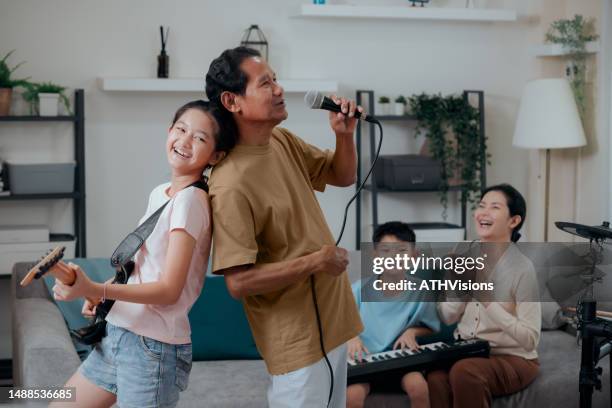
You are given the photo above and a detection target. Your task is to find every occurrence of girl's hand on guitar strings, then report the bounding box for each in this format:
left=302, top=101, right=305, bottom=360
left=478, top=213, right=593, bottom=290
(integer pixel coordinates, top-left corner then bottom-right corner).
left=81, top=299, right=97, bottom=317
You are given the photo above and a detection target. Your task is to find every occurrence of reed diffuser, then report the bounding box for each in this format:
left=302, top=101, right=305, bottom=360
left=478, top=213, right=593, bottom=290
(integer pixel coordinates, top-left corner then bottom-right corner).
left=157, top=26, right=169, bottom=78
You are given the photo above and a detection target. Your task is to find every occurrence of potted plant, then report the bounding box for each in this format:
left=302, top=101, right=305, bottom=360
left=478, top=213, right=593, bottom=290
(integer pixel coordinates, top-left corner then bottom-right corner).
left=377, top=96, right=390, bottom=115
left=394, top=95, right=407, bottom=115
left=545, top=15, right=599, bottom=121
left=22, top=82, right=71, bottom=116
left=409, top=92, right=489, bottom=219
left=0, top=50, right=29, bottom=116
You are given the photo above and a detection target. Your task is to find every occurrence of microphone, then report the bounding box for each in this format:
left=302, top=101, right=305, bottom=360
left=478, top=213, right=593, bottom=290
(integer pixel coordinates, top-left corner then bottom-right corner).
left=304, top=90, right=378, bottom=123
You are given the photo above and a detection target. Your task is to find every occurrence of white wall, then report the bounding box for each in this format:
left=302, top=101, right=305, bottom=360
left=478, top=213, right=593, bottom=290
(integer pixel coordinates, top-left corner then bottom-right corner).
left=0, top=0, right=541, bottom=257
left=567, top=0, right=609, bottom=232
left=524, top=0, right=609, bottom=241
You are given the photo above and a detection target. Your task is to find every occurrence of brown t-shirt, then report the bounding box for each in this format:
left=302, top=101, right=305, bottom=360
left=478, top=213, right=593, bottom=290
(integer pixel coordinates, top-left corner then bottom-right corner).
left=209, top=127, right=363, bottom=375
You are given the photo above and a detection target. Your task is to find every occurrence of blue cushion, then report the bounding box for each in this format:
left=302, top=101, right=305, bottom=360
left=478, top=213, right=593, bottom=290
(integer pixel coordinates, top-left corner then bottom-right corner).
left=189, top=275, right=260, bottom=360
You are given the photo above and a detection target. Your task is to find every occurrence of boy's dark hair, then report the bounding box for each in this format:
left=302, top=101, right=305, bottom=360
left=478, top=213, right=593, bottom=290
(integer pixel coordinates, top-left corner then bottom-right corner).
left=373, top=221, right=416, bottom=243
left=480, top=183, right=526, bottom=242
left=171, top=100, right=236, bottom=154
left=205, top=46, right=261, bottom=107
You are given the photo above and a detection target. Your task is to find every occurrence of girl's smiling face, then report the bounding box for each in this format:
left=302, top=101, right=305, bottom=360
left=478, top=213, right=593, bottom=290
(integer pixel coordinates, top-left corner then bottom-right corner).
left=166, top=108, right=224, bottom=176
left=474, top=190, right=522, bottom=242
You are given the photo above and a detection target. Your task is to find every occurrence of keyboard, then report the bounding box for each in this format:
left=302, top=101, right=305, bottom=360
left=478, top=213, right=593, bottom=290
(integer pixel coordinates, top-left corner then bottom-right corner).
left=347, top=339, right=490, bottom=383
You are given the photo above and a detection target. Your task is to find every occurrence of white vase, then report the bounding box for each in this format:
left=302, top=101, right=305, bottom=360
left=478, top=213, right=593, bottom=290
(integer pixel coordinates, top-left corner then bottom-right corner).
left=377, top=103, right=390, bottom=115
left=38, top=93, right=60, bottom=116
left=394, top=103, right=406, bottom=116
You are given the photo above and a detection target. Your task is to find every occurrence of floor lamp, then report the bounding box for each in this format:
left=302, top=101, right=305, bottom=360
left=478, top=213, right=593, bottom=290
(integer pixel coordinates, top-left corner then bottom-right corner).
left=512, top=78, right=586, bottom=241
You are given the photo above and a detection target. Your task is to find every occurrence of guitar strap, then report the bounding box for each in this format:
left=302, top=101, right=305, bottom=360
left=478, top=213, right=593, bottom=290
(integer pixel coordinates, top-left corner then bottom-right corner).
left=111, top=179, right=209, bottom=270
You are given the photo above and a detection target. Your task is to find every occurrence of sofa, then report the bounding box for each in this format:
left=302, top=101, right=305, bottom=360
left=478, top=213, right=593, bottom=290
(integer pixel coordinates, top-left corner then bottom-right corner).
left=10, top=257, right=612, bottom=408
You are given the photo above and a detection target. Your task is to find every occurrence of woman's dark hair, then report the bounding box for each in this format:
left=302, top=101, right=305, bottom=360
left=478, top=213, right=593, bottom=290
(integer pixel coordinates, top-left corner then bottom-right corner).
left=171, top=100, right=237, bottom=154
left=373, top=221, right=416, bottom=243
left=480, top=183, right=526, bottom=242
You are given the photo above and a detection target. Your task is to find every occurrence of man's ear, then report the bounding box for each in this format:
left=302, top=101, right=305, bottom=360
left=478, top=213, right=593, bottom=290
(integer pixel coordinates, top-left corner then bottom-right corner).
left=208, top=150, right=227, bottom=166
left=220, top=91, right=241, bottom=113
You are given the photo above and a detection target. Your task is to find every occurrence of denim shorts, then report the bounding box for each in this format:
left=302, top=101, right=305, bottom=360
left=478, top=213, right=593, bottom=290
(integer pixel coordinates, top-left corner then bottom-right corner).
left=80, top=323, right=192, bottom=408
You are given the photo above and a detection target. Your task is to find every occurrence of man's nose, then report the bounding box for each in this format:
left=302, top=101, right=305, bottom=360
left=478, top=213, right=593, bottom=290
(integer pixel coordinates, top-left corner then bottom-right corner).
left=273, top=82, right=284, bottom=97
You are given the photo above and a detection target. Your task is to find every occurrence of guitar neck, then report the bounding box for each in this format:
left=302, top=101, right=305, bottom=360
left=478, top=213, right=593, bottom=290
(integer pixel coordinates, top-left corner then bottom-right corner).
left=20, top=246, right=101, bottom=305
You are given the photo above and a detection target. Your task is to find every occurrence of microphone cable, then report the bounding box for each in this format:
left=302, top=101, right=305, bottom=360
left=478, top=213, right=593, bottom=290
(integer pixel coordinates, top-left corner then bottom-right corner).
left=311, top=119, right=383, bottom=407
left=335, top=119, right=383, bottom=246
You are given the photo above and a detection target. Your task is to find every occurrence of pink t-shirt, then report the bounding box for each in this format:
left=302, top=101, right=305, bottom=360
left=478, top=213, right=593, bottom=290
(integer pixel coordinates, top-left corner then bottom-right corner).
left=106, top=182, right=210, bottom=344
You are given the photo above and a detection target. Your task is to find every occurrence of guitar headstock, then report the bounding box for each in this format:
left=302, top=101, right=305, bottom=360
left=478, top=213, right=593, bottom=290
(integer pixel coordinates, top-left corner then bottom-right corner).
left=20, top=246, right=67, bottom=287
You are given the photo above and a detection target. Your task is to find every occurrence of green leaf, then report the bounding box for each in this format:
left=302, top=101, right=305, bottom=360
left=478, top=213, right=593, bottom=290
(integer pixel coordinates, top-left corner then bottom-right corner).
left=408, top=92, right=486, bottom=219
left=0, top=50, right=28, bottom=89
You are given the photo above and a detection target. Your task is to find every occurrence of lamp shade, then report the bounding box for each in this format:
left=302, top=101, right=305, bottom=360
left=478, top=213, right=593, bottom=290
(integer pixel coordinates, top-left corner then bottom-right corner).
left=513, top=78, right=586, bottom=149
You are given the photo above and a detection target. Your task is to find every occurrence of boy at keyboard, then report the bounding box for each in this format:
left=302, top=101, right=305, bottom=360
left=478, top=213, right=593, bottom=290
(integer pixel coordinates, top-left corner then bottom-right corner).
left=347, top=222, right=440, bottom=408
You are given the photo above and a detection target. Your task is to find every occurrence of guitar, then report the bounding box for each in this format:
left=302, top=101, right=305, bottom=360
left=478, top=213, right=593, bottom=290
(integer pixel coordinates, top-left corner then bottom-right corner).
left=20, top=245, right=100, bottom=305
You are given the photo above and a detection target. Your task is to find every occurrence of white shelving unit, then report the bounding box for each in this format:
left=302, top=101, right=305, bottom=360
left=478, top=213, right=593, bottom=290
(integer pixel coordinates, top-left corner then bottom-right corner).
left=98, top=77, right=338, bottom=93
left=293, top=4, right=517, bottom=22
left=530, top=41, right=600, bottom=57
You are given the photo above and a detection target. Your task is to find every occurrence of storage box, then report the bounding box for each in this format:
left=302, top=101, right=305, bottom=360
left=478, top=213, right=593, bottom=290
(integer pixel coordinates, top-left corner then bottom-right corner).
left=7, top=162, right=75, bottom=194
left=0, top=236, right=75, bottom=276
left=374, top=155, right=441, bottom=190
left=408, top=222, right=465, bottom=242
left=0, top=225, right=49, bottom=244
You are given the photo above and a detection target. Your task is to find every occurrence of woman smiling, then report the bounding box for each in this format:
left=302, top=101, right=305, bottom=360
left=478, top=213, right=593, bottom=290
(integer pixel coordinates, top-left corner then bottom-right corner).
left=427, top=184, right=542, bottom=408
